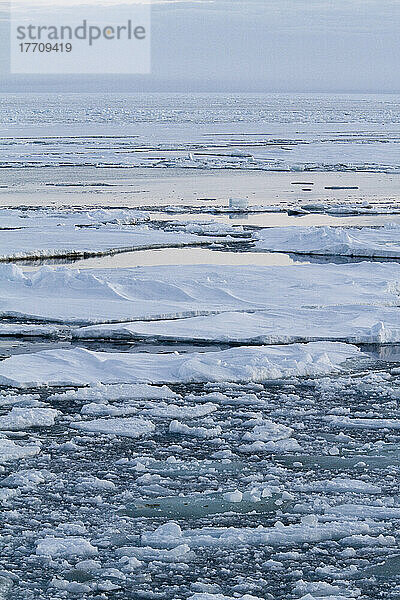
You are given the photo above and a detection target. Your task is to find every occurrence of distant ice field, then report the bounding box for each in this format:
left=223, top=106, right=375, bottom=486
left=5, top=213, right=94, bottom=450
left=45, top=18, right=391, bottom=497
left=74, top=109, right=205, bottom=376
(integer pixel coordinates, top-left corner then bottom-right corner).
left=1, top=93, right=400, bottom=173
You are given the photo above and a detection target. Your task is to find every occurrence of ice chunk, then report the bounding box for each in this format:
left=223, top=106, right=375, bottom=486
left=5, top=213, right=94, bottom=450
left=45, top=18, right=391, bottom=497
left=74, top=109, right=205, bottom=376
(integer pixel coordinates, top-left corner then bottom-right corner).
left=70, top=416, right=155, bottom=438
left=0, top=408, right=59, bottom=430
left=1, top=469, right=52, bottom=489
left=116, top=544, right=194, bottom=563
left=48, top=383, right=178, bottom=402
left=36, top=536, right=98, bottom=558
left=169, top=420, right=222, bottom=439
left=326, top=416, right=400, bottom=430
left=188, top=595, right=264, bottom=600
left=243, top=420, right=293, bottom=442
left=298, top=477, right=381, bottom=494
left=0, top=439, right=41, bottom=463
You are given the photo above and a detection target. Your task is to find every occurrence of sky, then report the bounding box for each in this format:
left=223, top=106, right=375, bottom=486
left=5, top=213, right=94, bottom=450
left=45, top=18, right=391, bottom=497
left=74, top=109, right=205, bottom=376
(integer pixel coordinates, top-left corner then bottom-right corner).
left=0, top=0, right=400, bottom=93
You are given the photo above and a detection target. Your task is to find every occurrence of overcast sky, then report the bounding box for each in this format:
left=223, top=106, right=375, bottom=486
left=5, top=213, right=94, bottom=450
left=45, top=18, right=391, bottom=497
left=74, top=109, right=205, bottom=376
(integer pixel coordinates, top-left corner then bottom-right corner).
left=1, top=0, right=400, bottom=92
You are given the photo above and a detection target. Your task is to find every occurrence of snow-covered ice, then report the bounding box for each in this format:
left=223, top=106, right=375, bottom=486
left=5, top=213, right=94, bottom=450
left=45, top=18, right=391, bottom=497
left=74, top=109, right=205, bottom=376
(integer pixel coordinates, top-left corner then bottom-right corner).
left=74, top=304, right=400, bottom=344
left=141, top=517, right=376, bottom=549
left=70, top=416, right=155, bottom=438
left=36, top=536, right=98, bottom=558
left=0, top=343, right=366, bottom=387
left=255, top=223, right=400, bottom=258
left=0, top=408, right=59, bottom=430
left=0, top=224, right=228, bottom=261
left=0, top=262, right=399, bottom=324
left=2, top=93, right=400, bottom=600
left=0, top=439, right=41, bottom=463
left=48, top=383, right=179, bottom=402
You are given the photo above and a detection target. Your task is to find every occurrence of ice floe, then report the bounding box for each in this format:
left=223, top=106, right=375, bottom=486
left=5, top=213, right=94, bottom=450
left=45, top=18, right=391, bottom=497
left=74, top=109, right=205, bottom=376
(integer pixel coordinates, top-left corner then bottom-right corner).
left=0, top=408, right=59, bottom=430
left=255, top=223, right=400, bottom=258
left=0, top=343, right=366, bottom=387
left=141, top=517, right=377, bottom=549
left=48, top=383, right=178, bottom=402
left=70, top=417, right=155, bottom=438
left=0, top=225, right=222, bottom=261
left=1, top=262, right=399, bottom=324
left=326, top=416, right=400, bottom=430
left=0, top=439, right=41, bottom=463
left=74, top=304, right=400, bottom=344
left=36, top=536, right=98, bottom=558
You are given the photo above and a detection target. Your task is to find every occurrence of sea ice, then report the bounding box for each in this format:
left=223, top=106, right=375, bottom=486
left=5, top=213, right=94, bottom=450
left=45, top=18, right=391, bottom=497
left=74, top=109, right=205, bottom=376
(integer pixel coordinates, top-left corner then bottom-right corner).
left=188, top=595, right=264, bottom=600
left=255, top=223, right=400, bottom=258
left=70, top=416, right=155, bottom=438
left=48, top=383, right=178, bottom=402
left=169, top=420, right=222, bottom=439
left=0, top=262, right=399, bottom=324
left=36, top=536, right=98, bottom=558
left=0, top=225, right=219, bottom=261
left=0, top=343, right=366, bottom=387
left=74, top=305, right=400, bottom=344
left=0, top=439, right=41, bottom=463
left=141, top=517, right=376, bottom=549
left=1, top=469, right=52, bottom=489
left=0, top=408, right=59, bottom=430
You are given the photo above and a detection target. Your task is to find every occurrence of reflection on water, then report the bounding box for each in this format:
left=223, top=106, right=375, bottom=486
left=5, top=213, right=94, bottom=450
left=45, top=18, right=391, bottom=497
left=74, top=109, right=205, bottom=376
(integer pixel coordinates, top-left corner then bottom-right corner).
left=20, top=247, right=310, bottom=270
left=149, top=210, right=400, bottom=229
left=363, top=344, right=400, bottom=363
left=19, top=245, right=400, bottom=270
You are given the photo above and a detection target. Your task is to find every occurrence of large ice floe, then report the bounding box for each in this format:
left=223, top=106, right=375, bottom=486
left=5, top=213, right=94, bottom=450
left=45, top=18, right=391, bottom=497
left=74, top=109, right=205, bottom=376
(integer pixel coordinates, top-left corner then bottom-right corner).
left=0, top=343, right=366, bottom=387
left=74, top=304, right=400, bottom=344
left=255, top=223, right=400, bottom=258
left=0, top=207, right=149, bottom=230
left=0, top=224, right=222, bottom=261
left=0, top=261, right=400, bottom=324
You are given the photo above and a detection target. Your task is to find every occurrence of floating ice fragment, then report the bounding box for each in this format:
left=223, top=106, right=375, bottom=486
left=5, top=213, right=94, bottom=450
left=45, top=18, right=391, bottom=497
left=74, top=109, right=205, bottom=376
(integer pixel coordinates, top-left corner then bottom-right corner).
left=0, top=439, right=41, bottom=463
left=0, top=408, right=59, bottom=431
left=36, top=536, right=98, bottom=558
left=169, top=420, right=222, bottom=439
left=70, top=417, right=155, bottom=438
